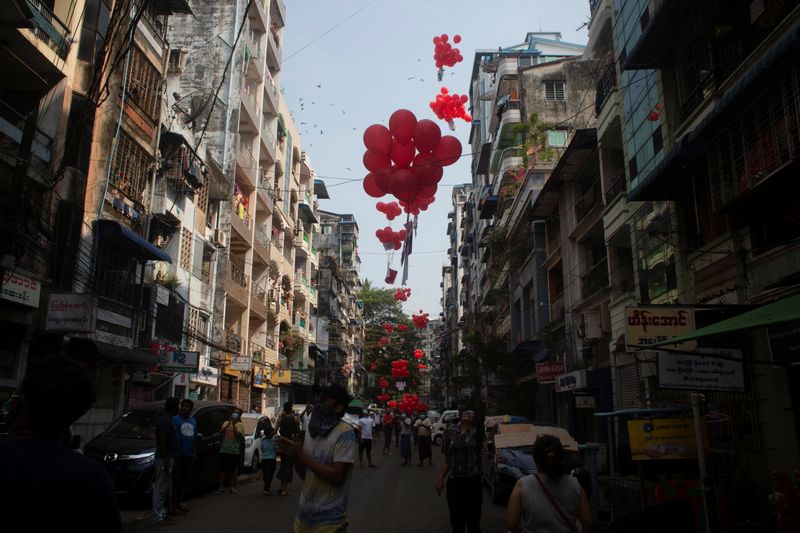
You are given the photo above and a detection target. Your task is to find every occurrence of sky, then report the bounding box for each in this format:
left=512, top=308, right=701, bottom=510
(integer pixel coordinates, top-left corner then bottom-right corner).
left=280, top=0, right=591, bottom=317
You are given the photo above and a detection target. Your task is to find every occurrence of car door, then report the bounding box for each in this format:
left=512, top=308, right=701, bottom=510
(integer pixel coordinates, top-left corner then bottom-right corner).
left=194, top=406, right=233, bottom=487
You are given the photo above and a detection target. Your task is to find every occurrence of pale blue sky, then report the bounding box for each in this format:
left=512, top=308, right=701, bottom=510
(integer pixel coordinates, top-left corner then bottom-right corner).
left=280, top=0, right=590, bottom=316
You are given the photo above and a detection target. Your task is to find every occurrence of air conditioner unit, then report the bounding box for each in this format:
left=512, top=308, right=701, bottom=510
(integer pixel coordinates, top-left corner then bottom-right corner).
left=213, top=229, right=227, bottom=249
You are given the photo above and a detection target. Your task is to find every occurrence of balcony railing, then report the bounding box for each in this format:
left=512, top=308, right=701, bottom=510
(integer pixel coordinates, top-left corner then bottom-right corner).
left=26, top=0, right=72, bottom=59
left=605, top=175, right=626, bottom=204
left=265, top=335, right=276, bottom=349
left=549, top=292, right=565, bottom=323
left=595, top=60, right=617, bottom=114
left=232, top=198, right=252, bottom=228
left=251, top=342, right=266, bottom=363
left=229, top=263, right=249, bottom=289
left=256, top=226, right=271, bottom=250
left=252, top=283, right=267, bottom=304
left=225, top=331, right=244, bottom=353
left=575, top=182, right=602, bottom=222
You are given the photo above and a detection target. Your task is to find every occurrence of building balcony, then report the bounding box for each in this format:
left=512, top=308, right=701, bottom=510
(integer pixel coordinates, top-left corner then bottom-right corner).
left=254, top=226, right=271, bottom=264
left=260, top=120, right=277, bottom=163
left=267, top=25, right=282, bottom=71
left=230, top=202, right=253, bottom=243
left=250, top=0, right=269, bottom=31
left=257, top=173, right=275, bottom=213
left=18, top=0, right=72, bottom=60
left=604, top=174, right=626, bottom=206
left=236, top=142, right=257, bottom=188
left=250, top=284, right=269, bottom=319
left=240, top=88, right=259, bottom=133
left=270, top=0, right=286, bottom=27
left=478, top=186, right=498, bottom=219
left=595, top=60, right=616, bottom=115
left=267, top=289, right=280, bottom=321
left=294, top=229, right=310, bottom=254
left=0, top=98, right=52, bottom=184
left=490, top=101, right=522, bottom=148
left=226, top=263, right=250, bottom=308
left=245, top=35, right=264, bottom=82
left=570, top=183, right=604, bottom=242
left=225, top=330, right=244, bottom=354
left=496, top=57, right=519, bottom=81
left=251, top=342, right=266, bottom=364
left=263, top=71, right=279, bottom=116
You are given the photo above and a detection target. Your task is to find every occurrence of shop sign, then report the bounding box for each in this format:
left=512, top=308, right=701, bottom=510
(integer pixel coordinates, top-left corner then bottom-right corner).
left=45, top=293, right=96, bottom=332
left=556, top=369, right=587, bottom=392
left=158, top=350, right=199, bottom=373
left=1, top=271, right=40, bottom=308
left=627, top=417, right=704, bottom=461
left=195, top=366, right=218, bottom=386
left=252, top=365, right=267, bottom=389
left=575, top=395, right=595, bottom=409
left=657, top=348, right=745, bottom=392
left=229, top=355, right=252, bottom=372
left=536, top=361, right=566, bottom=384
left=270, top=368, right=291, bottom=384
left=625, top=306, right=695, bottom=350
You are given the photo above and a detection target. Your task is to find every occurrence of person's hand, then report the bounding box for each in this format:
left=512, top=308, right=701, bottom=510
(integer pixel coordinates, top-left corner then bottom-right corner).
left=276, top=435, right=303, bottom=459
left=435, top=476, right=444, bottom=496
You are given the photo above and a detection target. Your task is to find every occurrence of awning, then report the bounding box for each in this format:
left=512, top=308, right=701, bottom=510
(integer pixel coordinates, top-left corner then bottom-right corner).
left=647, top=293, right=800, bottom=348
left=510, top=340, right=550, bottom=363
left=97, top=220, right=172, bottom=263
left=313, top=179, right=330, bottom=199
left=69, top=337, right=159, bottom=366
left=298, top=202, right=318, bottom=224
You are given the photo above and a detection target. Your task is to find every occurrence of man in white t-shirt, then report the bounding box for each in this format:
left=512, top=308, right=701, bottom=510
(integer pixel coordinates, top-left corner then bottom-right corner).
left=299, top=404, right=313, bottom=441
left=414, top=411, right=434, bottom=466
left=357, top=410, right=376, bottom=468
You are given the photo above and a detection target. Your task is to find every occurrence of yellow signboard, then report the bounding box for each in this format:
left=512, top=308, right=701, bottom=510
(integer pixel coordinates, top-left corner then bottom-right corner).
left=627, top=418, right=705, bottom=461
left=252, top=365, right=267, bottom=389
left=270, top=369, right=291, bottom=384
left=625, top=306, right=696, bottom=350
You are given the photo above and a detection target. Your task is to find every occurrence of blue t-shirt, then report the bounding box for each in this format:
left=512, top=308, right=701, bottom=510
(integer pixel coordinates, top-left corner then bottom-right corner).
left=172, top=415, right=197, bottom=457
left=260, top=436, right=276, bottom=460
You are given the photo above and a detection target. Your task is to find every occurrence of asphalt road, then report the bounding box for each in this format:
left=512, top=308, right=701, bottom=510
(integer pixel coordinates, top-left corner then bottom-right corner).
left=124, top=444, right=508, bottom=532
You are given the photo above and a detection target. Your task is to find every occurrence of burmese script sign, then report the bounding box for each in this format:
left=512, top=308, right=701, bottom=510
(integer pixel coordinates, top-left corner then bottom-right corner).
left=628, top=418, right=703, bottom=461
left=626, top=306, right=695, bottom=350
left=536, top=361, right=566, bottom=384
left=657, top=348, right=745, bottom=392
left=45, top=294, right=96, bottom=332
left=1, top=271, right=40, bottom=308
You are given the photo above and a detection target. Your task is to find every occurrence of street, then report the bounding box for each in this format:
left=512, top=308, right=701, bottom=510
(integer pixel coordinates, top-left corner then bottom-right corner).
left=124, top=446, right=507, bottom=532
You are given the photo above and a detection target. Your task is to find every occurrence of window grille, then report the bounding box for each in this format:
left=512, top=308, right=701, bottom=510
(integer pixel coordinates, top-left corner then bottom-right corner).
left=180, top=228, right=192, bottom=270
left=168, top=48, right=183, bottom=73
left=545, top=81, right=565, bottom=101
left=127, top=47, right=161, bottom=119
left=111, top=130, right=151, bottom=204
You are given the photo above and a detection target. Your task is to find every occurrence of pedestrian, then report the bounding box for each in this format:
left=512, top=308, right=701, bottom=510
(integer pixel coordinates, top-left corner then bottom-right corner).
left=382, top=409, right=395, bottom=455
left=153, top=397, right=180, bottom=522
left=414, top=410, right=434, bottom=466
left=505, top=435, right=594, bottom=533
left=276, top=384, right=357, bottom=533
left=0, top=354, right=122, bottom=531
left=394, top=410, right=401, bottom=447
left=276, top=401, right=300, bottom=496
left=299, top=403, right=313, bottom=442
left=411, top=412, right=419, bottom=447
left=259, top=417, right=278, bottom=495
left=171, top=398, right=197, bottom=513
left=358, top=409, right=376, bottom=468
left=435, top=410, right=483, bottom=533
left=400, top=413, right=413, bottom=465
left=217, top=408, right=244, bottom=494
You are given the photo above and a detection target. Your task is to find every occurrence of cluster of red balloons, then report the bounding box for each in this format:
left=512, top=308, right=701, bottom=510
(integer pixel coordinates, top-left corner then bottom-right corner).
left=397, top=323, right=409, bottom=332
left=375, top=226, right=407, bottom=250
left=390, top=359, right=410, bottom=379
left=378, top=336, right=390, bottom=347
left=396, top=394, right=428, bottom=414
left=430, top=87, right=472, bottom=125
left=414, top=349, right=424, bottom=360
left=376, top=201, right=402, bottom=220
left=418, top=363, right=427, bottom=370
left=433, top=34, right=463, bottom=69
left=362, top=110, right=462, bottom=210
left=377, top=393, right=391, bottom=402
left=394, top=288, right=411, bottom=302
left=378, top=377, right=390, bottom=389
left=383, top=323, right=394, bottom=334
left=412, top=311, right=430, bottom=329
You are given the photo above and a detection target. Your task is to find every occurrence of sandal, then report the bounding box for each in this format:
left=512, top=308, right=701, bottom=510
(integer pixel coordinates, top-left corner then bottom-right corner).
left=216, top=489, right=224, bottom=495
left=230, top=488, right=238, bottom=494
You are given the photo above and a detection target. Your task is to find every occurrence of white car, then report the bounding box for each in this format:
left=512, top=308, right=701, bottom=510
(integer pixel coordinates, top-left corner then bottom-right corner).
left=240, top=413, right=266, bottom=472
left=432, top=410, right=459, bottom=447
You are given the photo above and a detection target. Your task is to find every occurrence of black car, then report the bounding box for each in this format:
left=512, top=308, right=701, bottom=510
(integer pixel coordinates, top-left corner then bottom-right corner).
left=83, top=400, right=236, bottom=499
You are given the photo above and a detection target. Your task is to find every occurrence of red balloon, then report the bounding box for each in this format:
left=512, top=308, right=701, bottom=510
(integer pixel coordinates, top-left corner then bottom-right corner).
left=453, top=34, right=461, bottom=43
left=389, top=109, right=417, bottom=144
left=374, top=166, right=393, bottom=192
left=363, top=174, right=385, bottom=198
left=390, top=169, right=419, bottom=202
left=411, top=153, right=443, bottom=187
left=433, top=135, right=462, bottom=166
left=419, top=184, right=437, bottom=198
left=388, top=400, right=396, bottom=408
left=390, top=141, right=415, bottom=168
left=413, top=119, right=442, bottom=153
left=363, top=124, right=393, bottom=155
left=363, top=150, right=391, bottom=173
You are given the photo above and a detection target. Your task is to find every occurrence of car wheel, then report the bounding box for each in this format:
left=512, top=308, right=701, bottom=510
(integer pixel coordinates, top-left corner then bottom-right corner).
left=433, top=435, right=442, bottom=446
left=251, top=451, right=259, bottom=472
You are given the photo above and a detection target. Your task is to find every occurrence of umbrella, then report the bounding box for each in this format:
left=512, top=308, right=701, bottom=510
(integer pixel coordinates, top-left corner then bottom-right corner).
left=348, top=399, right=367, bottom=409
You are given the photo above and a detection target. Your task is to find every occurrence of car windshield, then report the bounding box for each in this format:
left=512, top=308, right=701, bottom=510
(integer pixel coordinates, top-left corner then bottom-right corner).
left=242, top=417, right=260, bottom=435
left=105, top=409, right=160, bottom=439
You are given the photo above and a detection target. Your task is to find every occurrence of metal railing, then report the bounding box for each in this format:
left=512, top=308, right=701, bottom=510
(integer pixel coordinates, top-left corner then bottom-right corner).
left=595, top=60, right=617, bottom=114
left=229, top=263, right=249, bottom=288
left=605, top=175, right=626, bottom=204
left=251, top=342, right=266, bottom=363
left=265, top=335, right=276, bottom=349
left=225, top=331, right=243, bottom=353
left=26, top=0, right=71, bottom=59
left=575, top=181, right=602, bottom=222
left=256, top=226, right=271, bottom=250
left=252, top=283, right=267, bottom=304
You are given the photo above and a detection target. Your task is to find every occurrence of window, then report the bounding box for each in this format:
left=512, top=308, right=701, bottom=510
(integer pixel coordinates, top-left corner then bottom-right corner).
left=545, top=81, right=565, bottom=101
left=195, top=182, right=209, bottom=214
left=546, top=130, right=568, bottom=147
left=78, top=0, right=110, bottom=64
left=95, top=246, right=136, bottom=304
left=168, top=48, right=184, bottom=73
left=192, top=241, right=213, bottom=283
left=126, top=47, right=161, bottom=119
left=180, top=228, right=192, bottom=270
left=188, top=307, right=209, bottom=351
left=111, top=130, right=151, bottom=204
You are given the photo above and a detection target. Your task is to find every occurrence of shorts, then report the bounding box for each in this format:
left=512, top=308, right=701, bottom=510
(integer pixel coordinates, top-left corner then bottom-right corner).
left=219, top=452, right=239, bottom=474
left=359, top=438, right=372, bottom=453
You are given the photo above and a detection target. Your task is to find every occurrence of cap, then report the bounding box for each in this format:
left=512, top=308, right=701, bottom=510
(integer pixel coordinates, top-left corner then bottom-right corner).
left=320, top=384, right=351, bottom=408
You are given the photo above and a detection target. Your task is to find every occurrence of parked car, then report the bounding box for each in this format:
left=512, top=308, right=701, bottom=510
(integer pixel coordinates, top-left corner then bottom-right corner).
left=482, top=422, right=584, bottom=504
left=83, top=400, right=236, bottom=500
left=432, top=409, right=459, bottom=447
left=240, top=413, right=266, bottom=472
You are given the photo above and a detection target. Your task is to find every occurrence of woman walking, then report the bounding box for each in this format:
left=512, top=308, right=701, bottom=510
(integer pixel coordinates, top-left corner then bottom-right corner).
left=399, top=414, right=413, bottom=465
left=382, top=409, right=395, bottom=455
left=275, top=402, right=300, bottom=496
left=258, top=418, right=277, bottom=495
left=217, top=409, right=243, bottom=494
left=435, top=410, right=483, bottom=532
left=505, top=435, right=594, bottom=533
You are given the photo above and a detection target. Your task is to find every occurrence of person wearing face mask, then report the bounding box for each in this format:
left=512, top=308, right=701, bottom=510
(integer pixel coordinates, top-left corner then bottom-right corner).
left=217, top=409, right=244, bottom=494
left=276, top=384, right=357, bottom=533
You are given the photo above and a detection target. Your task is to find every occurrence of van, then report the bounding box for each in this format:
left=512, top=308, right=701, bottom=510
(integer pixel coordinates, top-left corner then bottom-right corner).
left=83, top=401, right=236, bottom=499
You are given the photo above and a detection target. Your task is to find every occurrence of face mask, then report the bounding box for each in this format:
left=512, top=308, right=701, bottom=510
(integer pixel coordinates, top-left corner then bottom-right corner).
left=308, top=401, right=339, bottom=438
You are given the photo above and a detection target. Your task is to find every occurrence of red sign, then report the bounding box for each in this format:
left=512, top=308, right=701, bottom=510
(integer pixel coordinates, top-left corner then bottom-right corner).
left=536, top=361, right=566, bottom=384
